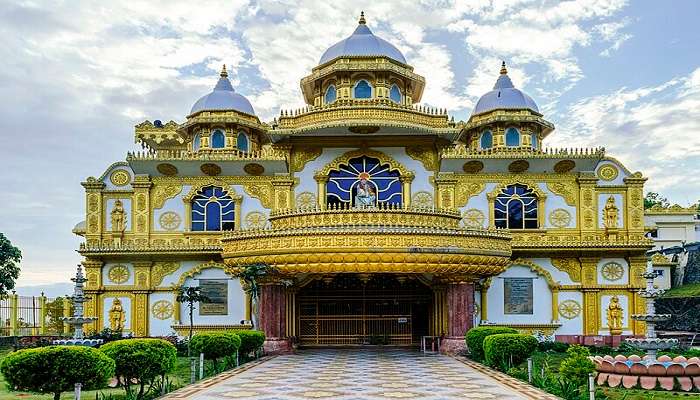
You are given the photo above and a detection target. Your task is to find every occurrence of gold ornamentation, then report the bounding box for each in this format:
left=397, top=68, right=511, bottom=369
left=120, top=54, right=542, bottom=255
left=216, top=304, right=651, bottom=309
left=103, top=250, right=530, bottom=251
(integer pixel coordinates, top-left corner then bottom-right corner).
left=455, top=182, right=485, bottom=208
left=651, top=253, right=672, bottom=265
left=151, top=300, right=174, bottom=320
left=546, top=182, right=577, bottom=206
left=269, top=206, right=461, bottom=229
left=551, top=258, right=581, bottom=283
left=151, top=184, right=183, bottom=209
left=549, top=209, right=571, bottom=228
left=242, top=183, right=274, bottom=209
left=244, top=163, right=265, bottom=176
left=296, top=192, right=316, bottom=209
left=558, top=300, right=581, bottom=319
left=553, top=160, right=575, bottom=173
left=601, top=262, right=624, bottom=281
left=151, top=262, right=180, bottom=287
left=291, top=147, right=322, bottom=172
left=110, top=170, right=130, bottom=186
left=110, top=200, right=126, bottom=233
left=108, top=264, right=130, bottom=284
left=244, top=211, right=267, bottom=229
left=109, top=298, right=126, bottom=331
left=201, top=163, right=222, bottom=176
left=175, top=261, right=229, bottom=287
left=510, top=258, right=558, bottom=288
left=159, top=212, right=181, bottom=231
left=597, top=164, right=618, bottom=181
left=462, top=161, right=484, bottom=173
left=405, top=146, right=437, bottom=171
left=508, top=160, right=529, bottom=173
left=603, top=195, right=619, bottom=229
left=156, top=163, right=178, bottom=176
left=411, top=191, right=433, bottom=208
left=462, top=209, right=485, bottom=228
left=607, top=295, right=623, bottom=335
left=317, top=149, right=413, bottom=178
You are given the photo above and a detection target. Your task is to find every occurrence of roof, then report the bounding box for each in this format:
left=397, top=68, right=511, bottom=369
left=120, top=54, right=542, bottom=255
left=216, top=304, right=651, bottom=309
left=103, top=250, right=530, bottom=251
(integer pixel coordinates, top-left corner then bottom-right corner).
left=472, top=62, right=539, bottom=116
left=189, top=65, right=256, bottom=116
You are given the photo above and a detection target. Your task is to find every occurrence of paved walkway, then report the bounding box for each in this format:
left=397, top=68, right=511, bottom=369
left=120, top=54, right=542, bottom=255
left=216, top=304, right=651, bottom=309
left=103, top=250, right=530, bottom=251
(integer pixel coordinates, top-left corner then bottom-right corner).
left=163, top=349, right=557, bottom=400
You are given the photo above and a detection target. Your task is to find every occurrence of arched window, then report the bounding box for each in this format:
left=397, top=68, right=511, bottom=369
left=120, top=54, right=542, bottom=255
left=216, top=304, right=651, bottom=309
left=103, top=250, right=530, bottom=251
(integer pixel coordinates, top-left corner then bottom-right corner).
left=353, top=80, right=372, bottom=99
left=324, top=85, right=337, bottom=104
left=494, top=184, right=538, bottom=229
left=480, top=130, right=493, bottom=149
left=531, top=133, right=538, bottom=149
left=193, top=133, right=201, bottom=151
left=191, top=186, right=235, bottom=231
left=505, top=128, right=520, bottom=147
left=389, top=84, right=401, bottom=103
left=211, top=130, right=225, bottom=149
left=236, top=132, right=249, bottom=152
left=327, top=155, right=402, bottom=207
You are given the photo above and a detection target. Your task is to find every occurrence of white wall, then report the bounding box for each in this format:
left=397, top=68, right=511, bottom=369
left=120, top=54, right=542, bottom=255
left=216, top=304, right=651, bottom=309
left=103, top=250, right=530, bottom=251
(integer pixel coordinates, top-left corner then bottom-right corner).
left=485, top=265, right=552, bottom=325
left=178, top=267, right=246, bottom=326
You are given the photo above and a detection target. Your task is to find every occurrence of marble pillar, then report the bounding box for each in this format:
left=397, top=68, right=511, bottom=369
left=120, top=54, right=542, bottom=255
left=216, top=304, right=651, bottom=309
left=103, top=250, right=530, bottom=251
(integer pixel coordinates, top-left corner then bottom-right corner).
left=259, top=283, right=292, bottom=354
left=441, top=282, right=475, bottom=354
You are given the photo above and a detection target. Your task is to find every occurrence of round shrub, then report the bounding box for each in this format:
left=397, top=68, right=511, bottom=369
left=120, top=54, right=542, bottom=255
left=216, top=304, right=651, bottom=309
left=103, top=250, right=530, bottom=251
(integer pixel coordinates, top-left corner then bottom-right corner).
left=1, top=345, right=114, bottom=400
left=190, top=332, right=242, bottom=369
left=483, top=333, right=538, bottom=371
left=559, top=344, right=596, bottom=392
left=236, top=330, right=265, bottom=356
left=100, top=338, right=177, bottom=398
left=465, top=326, right=518, bottom=361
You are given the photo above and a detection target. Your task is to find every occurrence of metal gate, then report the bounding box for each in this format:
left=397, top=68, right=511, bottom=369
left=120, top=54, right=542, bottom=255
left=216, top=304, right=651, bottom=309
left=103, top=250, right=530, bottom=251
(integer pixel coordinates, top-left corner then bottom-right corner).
left=297, top=274, right=432, bottom=346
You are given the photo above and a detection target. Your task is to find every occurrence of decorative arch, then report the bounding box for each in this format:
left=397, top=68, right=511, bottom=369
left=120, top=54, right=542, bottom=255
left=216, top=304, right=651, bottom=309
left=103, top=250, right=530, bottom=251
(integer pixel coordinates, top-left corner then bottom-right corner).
left=487, top=180, right=546, bottom=229
left=182, top=181, right=242, bottom=231
left=353, top=79, right=373, bottom=99
left=509, top=258, right=560, bottom=289
left=317, top=149, right=413, bottom=178
left=174, top=261, right=231, bottom=288
left=324, top=84, right=337, bottom=104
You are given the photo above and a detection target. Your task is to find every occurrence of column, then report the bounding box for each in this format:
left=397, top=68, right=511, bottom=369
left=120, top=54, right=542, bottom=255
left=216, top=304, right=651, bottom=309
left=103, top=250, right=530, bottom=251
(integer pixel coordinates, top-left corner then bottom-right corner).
left=259, top=283, right=292, bottom=354
left=441, top=282, right=475, bottom=354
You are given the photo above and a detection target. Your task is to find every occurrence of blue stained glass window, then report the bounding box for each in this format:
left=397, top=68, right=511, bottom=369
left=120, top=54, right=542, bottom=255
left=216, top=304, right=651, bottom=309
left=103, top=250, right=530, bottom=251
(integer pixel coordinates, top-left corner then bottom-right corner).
left=505, top=127, right=520, bottom=147
left=494, top=184, right=538, bottom=229
left=326, top=156, right=402, bottom=207
left=191, top=186, right=235, bottom=231
left=237, top=132, right=249, bottom=152
left=325, top=85, right=337, bottom=104
left=480, top=130, right=493, bottom=149
left=531, top=133, right=538, bottom=149
left=193, top=133, right=201, bottom=151
left=211, top=130, right=225, bottom=148
left=354, top=80, right=372, bottom=99
left=389, top=84, right=401, bottom=103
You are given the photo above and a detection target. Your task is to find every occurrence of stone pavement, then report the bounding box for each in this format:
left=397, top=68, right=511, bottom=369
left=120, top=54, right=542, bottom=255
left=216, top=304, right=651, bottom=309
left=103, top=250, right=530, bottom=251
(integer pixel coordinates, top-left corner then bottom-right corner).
left=162, top=348, right=559, bottom=400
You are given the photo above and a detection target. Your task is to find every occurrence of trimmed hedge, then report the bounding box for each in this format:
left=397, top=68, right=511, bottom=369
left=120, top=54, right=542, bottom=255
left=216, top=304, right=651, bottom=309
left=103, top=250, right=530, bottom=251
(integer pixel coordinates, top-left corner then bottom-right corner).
left=483, top=333, right=538, bottom=371
left=0, top=346, right=114, bottom=400
left=100, top=338, right=177, bottom=399
left=465, top=326, right=518, bottom=360
left=236, top=330, right=265, bottom=356
left=190, top=332, right=242, bottom=369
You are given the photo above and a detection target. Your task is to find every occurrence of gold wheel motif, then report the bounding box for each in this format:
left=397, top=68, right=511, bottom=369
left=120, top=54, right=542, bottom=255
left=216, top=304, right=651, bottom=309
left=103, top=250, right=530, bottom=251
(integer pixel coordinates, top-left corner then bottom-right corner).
left=108, top=265, right=130, bottom=284
left=151, top=300, right=174, bottom=320
left=558, top=300, right=581, bottom=319
left=411, top=191, right=433, bottom=208
left=110, top=170, right=130, bottom=186
left=159, top=212, right=181, bottom=231
left=462, top=209, right=485, bottom=228
left=296, top=192, right=316, bottom=209
left=549, top=209, right=571, bottom=228
left=597, top=165, right=619, bottom=181
left=245, top=211, right=267, bottom=229
left=601, top=262, right=624, bottom=281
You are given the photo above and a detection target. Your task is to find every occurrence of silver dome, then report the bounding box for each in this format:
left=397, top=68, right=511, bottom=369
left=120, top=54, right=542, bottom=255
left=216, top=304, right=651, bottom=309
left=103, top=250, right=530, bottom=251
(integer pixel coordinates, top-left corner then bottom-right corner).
left=473, top=62, right=539, bottom=116
left=190, top=66, right=256, bottom=116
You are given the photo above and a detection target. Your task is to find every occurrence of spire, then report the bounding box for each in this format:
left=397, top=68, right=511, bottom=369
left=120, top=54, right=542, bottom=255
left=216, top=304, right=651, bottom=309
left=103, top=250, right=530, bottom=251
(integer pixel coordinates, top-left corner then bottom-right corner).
left=220, top=64, right=228, bottom=78
left=358, top=11, right=366, bottom=25
left=500, top=61, right=507, bottom=75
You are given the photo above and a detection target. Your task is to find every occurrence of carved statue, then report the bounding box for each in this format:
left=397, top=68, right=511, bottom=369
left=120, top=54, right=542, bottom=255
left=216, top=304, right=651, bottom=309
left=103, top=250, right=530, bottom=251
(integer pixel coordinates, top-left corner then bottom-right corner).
left=110, top=200, right=126, bottom=233
left=607, top=295, right=623, bottom=335
left=603, top=196, right=619, bottom=229
left=354, top=177, right=376, bottom=207
left=109, top=298, right=126, bottom=331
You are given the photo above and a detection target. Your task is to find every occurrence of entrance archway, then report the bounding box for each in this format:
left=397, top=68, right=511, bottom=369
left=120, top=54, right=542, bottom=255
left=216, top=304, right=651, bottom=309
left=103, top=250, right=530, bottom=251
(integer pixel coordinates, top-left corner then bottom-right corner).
left=296, top=274, right=433, bottom=346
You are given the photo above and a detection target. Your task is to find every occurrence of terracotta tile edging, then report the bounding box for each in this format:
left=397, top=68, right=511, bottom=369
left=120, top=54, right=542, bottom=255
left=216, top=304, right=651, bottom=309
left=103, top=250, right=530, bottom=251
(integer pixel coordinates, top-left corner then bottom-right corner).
left=451, top=356, right=562, bottom=400
left=158, top=355, right=276, bottom=399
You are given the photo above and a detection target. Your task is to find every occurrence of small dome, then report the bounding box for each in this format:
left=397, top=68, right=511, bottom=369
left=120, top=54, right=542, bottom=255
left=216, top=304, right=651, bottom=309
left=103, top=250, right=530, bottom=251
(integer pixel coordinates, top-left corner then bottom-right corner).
left=319, top=12, right=407, bottom=65
left=190, top=65, right=256, bottom=116
left=473, top=62, right=539, bottom=116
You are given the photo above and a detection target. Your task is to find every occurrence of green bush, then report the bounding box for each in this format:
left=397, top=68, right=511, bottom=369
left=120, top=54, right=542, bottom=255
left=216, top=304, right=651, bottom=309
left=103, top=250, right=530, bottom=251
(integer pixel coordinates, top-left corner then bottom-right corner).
left=483, top=333, right=538, bottom=371
left=558, top=344, right=595, bottom=396
left=100, top=338, right=177, bottom=399
left=236, top=330, right=265, bottom=357
left=0, top=346, right=114, bottom=400
left=465, top=326, right=518, bottom=361
left=190, top=332, right=242, bottom=370
left=537, top=340, right=569, bottom=353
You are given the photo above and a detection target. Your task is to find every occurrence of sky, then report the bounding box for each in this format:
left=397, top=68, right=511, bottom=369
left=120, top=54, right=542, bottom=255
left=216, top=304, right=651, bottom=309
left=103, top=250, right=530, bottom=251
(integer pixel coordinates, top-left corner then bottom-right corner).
left=1, top=0, right=699, bottom=288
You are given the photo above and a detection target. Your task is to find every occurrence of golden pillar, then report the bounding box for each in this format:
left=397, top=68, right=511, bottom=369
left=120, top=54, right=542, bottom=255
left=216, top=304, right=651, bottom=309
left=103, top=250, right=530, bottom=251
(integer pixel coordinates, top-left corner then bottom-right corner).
left=133, top=291, right=149, bottom=337
left=81, top=179, right=105, bottom=246
left=434, top=173, right=457, bottom=210
left=316, top=176, right=328, bottom=209
left=577, top=174, right=598, bottom=241
left=272, top=180, right=294, bottom=210
left=583, top=290, right=599, bottom=335
left=132, top=176, right=152, bottom=243
left=623, top=175, right=647, bottom=241
left=551, top=287, right=560, bottom=323
left=401, top=176, right=412, bottom=208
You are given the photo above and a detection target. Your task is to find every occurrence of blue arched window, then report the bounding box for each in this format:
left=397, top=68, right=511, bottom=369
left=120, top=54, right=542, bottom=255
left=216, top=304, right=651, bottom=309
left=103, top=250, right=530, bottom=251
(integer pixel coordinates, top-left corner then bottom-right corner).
left=327, top=156, right=402, bottom=207
left=325, top=85, right=337, bottom=104
left=480, top=130, right=493, bottom=149
left=193, top=133, right=201, bottom=151
left=191, top=186, right=235, bottom=231
left=237, top=132, right=249, bottom=152
left=505, top=127, right=520, bottom=147
left=354, top=80, right=372, bottom=99
left=211, top=130, right=225, bottom=149
left=531, top=133, right=538, bottom=149
left=389, top=84, right=401, bottom=103
left=494, top=184, right=538, bottom=229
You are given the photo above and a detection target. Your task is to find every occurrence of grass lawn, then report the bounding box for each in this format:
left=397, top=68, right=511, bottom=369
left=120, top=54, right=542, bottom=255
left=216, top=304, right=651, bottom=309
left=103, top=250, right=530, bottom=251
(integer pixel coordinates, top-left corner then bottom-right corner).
left=662, top=283, right=700, bottom=298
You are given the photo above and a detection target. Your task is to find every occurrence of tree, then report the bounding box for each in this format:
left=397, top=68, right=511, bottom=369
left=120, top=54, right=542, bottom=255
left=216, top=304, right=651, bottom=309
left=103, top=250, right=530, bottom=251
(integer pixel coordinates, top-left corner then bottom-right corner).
left=644, top=192, right=669, bottom=209
left=174, top=286, right=209, bottom=357
left=234, top=264, right=269, bottom=329
left=0, top=233, right=21, bottom=297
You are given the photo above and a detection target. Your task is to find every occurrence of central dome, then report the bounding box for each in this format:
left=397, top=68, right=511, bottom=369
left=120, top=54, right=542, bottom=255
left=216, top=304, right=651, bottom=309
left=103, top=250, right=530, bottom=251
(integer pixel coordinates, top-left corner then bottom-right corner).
left=472, top=62, right=539, bottom=116
left=319, top=12, right=407, bottom=65
left=190, top=66, right=256, bottom=116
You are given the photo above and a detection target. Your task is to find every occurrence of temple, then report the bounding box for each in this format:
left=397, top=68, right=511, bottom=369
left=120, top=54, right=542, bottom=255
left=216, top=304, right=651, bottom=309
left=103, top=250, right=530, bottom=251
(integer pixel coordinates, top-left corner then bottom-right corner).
left=74, top=13, right=651, bottom=353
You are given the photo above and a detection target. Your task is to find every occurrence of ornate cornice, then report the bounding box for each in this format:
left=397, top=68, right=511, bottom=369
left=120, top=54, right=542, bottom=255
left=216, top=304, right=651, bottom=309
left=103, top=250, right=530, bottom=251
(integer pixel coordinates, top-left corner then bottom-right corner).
left=441, top=145, right=604, bottom=160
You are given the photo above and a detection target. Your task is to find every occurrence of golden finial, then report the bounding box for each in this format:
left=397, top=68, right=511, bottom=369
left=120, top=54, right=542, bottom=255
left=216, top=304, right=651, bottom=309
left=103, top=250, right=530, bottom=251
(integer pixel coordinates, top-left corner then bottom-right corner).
left=220, top=64, right=228, bottom=78
left=500, top=61, right=507, bottom=75
left=359, top=11, right=366, bottom=24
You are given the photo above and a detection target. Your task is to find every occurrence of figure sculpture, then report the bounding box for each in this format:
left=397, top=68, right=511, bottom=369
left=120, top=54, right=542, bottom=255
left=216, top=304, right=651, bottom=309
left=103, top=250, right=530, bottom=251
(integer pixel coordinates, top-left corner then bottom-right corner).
left=607, top=295, right=623, bottom=335
left=110, top=199, right=126, bottom=233
left=603, top=196, right=619, bottom=229
left=354, top=177, right=376, bottom=207
left=109, top=298, right=126, bottom=331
